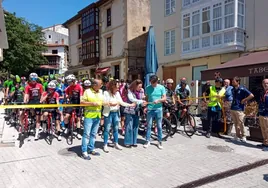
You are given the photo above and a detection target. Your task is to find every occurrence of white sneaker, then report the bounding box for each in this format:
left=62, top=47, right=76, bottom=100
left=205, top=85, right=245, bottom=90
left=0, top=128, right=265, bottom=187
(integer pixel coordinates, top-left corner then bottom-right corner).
left=34, top=128, right=39, bottom=140
left=64, top=128, right=69, bottom=134
left=232, top=136, right=240, bottom=141
left=103, top=145, right=109, bottom=153
left=77, top=134, right=82, bottom=140
left=115, top=143, right=122, bottom=150
left=143, top=141, right=150, bottom=148
left=157, top=142, right=163, bottom=150
left=241, top=137, right=247, bottom=143
left=57, top=135, right=62, bottom=141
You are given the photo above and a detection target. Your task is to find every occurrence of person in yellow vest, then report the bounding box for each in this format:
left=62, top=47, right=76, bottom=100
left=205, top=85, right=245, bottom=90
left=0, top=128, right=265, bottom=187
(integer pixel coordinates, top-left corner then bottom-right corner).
left=203, top=78, right=226, bottom=138
left=81, top=79, right=104, bottom=160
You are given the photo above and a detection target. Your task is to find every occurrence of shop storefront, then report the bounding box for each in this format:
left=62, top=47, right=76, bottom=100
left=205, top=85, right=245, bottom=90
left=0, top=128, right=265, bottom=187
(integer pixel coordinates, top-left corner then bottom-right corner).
left=201, top=50, right=268, bottom=142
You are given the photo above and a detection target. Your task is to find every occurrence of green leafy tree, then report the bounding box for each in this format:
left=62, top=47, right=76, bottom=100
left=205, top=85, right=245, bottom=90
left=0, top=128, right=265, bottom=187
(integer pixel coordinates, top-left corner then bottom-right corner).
left=1, top=12, right=47, bottom=75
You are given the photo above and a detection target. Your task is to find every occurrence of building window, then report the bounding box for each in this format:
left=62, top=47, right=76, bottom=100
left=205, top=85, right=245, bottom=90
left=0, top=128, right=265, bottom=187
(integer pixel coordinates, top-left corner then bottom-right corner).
left=202, top=36, right=210, bottom=48
left=192, top=39, right=199, bottom=50
left=224, top=0, right=234, bottom=29
left=183, top=41, right=190, bottom=52
left=82, top=36, right=99, bottom=60
left=213, top=3, right=222, bottom=31
left=192, top=0, right=200, bottom=3
left=192, top=10, right=200, bottom=37
left=202, top=7, right=210, bottom=34
left=107, top=37, right=112, bottom=56
left=48, top=35, right=51, bottom=39
left=82, top=8, right=96, bottom=34
left=213, top=34, right=222, bottom=45
left=164, top=30, right=175, bottom=55
left=78, top=24, right=81, bottom=39
left=165, top=0, right=175, bottom=16
left=114, top=65, right=120, bottom=79
left=183, top=0, right=190, bottom=7
left=52, top=50, right=58, bottom=54
left=224, top=31, right=234, bottom=43
left=107, top=8, right=111, bottom=27
left=238, top=0, right=245, bottom=28
left=183, top=13, right=190, bottom=39
left=78, top=47, right=82, bottom=62
left=237, top=30, right=244, bottom=43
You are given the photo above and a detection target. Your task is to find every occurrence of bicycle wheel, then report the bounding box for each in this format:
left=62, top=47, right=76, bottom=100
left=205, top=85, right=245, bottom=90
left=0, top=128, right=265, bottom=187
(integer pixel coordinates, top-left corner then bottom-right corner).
left=162, top=117, right=172, bottom=141
left=69, top=119, right=75, bottom=145
left=19, top=125, right=25, bottom=148
left=184, top=114, right=196, bottom=137
left=169, top=113, right=179, bottom=136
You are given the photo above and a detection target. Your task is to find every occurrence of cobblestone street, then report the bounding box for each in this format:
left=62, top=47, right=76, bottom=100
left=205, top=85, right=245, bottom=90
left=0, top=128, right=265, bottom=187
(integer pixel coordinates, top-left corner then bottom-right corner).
left=0, top=110, right=267, bottom=188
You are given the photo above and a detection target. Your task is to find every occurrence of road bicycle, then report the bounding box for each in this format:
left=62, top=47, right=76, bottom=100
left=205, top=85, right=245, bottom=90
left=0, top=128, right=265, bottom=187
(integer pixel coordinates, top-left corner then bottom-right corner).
left=18, top=108, right=35, bottom=148
left=43, top=109, right=56, bottom=145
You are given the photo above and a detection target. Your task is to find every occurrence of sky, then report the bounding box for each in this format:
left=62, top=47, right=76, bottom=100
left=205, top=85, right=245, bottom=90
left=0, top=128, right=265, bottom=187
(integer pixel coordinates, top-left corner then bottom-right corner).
left=2, top=0, right=95, bottom=28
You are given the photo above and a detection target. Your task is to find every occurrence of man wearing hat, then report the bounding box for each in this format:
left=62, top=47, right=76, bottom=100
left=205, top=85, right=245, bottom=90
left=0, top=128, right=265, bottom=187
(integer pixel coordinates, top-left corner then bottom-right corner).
left=203, top=78, right=226, bottom=138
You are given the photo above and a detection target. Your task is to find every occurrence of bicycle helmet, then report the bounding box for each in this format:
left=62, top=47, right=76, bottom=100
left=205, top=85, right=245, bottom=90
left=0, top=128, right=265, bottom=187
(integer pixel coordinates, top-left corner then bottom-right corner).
left=21, top=76, right=26, bottom=81
left=84, top=80, right=91, bottom=87
left=29, top=73, right=38, bottom=81
left=50, top=80, right=58, bottom=85
left=65, top=74, right=76, bottom=82
left=48, top=81, right=57, bottom=89
left=15, top=75, right=21, bottom=83
left=166, top=78, right=174, bottom=84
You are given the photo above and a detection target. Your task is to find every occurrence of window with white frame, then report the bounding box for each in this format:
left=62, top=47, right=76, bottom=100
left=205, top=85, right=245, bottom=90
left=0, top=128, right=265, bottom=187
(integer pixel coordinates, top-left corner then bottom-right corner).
left=183, top=13, right=190, bottom=39
left=202, top=7, right=210, bottom=34
left=192, top=39, right=199, bottom=50
left=213, top=34, right=222, bottom=45
left=213, top=3, right=222, bottom=31
left=192, top=0, right=200, bottom=3
left=237, top=30, right=244, bottom=43
left=238, top=0, right=244, bottom=28
left=183, top=0, right=190, bottom=7
left=224, top=0, right=234, bottom=28
left=165, top=30, right=175, bottom=55
left=165, top=0, right=176, bottom=16
left=192, top=10, right=200, bottom=37
left=202, top=36, right=210, bottom=48
left=224, top=31, right=234, bottom=43
left=183, top=41, right=190, bottom=52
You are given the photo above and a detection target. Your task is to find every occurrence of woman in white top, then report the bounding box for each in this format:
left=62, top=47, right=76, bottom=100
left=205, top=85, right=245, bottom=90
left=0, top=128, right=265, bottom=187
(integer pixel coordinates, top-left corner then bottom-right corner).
left=102, top=80, right=135, bottom=153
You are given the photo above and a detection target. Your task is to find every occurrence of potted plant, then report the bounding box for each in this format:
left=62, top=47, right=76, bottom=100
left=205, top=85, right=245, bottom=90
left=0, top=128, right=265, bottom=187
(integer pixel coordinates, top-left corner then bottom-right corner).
left=244, top=102, right=263, bottom=142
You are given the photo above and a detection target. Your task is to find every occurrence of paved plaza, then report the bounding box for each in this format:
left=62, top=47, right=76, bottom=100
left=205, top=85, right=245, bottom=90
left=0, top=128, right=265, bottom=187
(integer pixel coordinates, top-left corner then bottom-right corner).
left=0, top=109, right=267, bottom=188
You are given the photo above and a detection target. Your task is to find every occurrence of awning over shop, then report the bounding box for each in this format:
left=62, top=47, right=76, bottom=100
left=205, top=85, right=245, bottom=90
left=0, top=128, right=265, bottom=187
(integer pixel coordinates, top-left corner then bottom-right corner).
left=201, top=51, right=268, bottom=80
left=95, top=67, right=110, bottom=74
left=0, top=5, right=8, bottom=49
left=39, top=65, right=58, bottom=69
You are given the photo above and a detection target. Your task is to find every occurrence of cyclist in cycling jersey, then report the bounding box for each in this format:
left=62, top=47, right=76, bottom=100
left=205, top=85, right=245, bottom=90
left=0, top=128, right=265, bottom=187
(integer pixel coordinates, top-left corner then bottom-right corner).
left=64, top=74, right=83, bottom=139
left=163, top=78, right=175, bottom=118
left=176, top=80, right=191, bottom=121
left=10, top=77, right=24, bottom=124
left=3, top=75, right=15, bottom=102
left=21, top=76, right=27, bottom=88
left=40, top=82, right=62, bottom=141
left=24, top=73, right=44, bottom=140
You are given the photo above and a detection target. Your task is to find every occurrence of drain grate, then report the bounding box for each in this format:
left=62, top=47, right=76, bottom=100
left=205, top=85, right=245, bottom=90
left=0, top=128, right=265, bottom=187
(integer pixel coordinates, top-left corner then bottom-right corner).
left=207, top=145, right=234, bottom=153
left=177, top=159, right=268, bottom=188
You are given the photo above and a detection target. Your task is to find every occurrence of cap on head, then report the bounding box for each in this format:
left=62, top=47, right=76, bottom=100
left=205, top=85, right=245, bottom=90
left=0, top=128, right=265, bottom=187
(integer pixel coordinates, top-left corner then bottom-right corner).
left=149, top=75, right=158, bottom=83
left=215, top=77, right=223, bottom=83
left=181, top=80, right=187, bottom=85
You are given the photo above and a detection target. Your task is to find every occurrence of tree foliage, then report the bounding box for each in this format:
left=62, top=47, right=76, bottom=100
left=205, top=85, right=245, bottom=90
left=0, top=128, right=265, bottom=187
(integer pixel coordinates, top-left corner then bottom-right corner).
left=1, top=12, right=47, bottom=75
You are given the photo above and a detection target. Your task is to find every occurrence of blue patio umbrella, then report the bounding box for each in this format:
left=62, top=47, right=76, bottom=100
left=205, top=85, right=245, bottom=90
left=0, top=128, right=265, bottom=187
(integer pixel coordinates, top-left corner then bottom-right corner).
left=144, top=26, right=159, bottom=88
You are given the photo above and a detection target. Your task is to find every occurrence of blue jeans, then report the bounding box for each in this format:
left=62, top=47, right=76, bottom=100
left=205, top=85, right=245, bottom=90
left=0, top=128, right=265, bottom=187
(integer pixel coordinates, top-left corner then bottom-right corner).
left=146, top=108, right=163, bottom=142
left=124, top=114, right=139, bottom=145
left=81, top=118, right=100, bottom=153
left=103, top=112, right=119, bottom=145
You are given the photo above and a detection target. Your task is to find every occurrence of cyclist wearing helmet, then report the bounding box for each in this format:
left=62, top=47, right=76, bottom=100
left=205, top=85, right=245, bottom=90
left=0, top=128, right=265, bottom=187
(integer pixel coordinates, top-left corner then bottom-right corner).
left=10, top=76, right=24, bottom=103
left=3, top=75, right=15, bottom=101
left=163, top=79, right=175, bottom=118
left=24, top=72, right=43, bottom=140
left=64, top=74, right=83, bottom=139
left=52, top=79, right=65, bottom=128
left=40, top=81, right=62, bottom=141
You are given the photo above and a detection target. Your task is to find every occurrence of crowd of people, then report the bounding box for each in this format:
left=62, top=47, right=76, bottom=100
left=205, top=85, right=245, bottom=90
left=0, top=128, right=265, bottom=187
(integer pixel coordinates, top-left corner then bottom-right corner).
left=1, top=72, right=268, bottom=161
